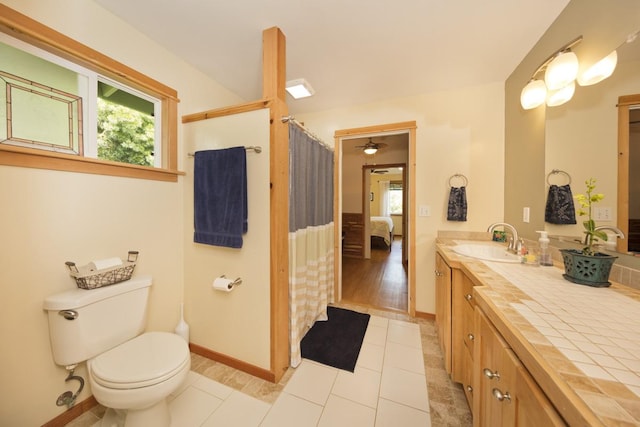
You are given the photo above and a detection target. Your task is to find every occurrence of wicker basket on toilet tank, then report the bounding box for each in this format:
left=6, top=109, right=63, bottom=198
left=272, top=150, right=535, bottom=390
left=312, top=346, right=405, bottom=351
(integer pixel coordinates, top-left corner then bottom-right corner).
left=65, top=251, right=139, bottom=290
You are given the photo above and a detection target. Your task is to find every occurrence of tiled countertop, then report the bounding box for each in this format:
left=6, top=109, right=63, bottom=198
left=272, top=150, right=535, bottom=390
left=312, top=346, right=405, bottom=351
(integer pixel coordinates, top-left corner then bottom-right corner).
left=436, top=239, right=640, bottom=427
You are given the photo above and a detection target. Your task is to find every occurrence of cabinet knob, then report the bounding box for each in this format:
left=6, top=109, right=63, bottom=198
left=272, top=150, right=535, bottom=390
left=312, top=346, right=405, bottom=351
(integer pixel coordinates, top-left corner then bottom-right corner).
left=492, top=388, right=511, bottom=403
left=466, top=385, right=473, bottom=393
left=483, top=368, right=500, bottom=380
left=465, top=293, right=473, bottom=301
left=434, top=270, right=443, bottom=277
left=468, top=333, right=475, bottom=341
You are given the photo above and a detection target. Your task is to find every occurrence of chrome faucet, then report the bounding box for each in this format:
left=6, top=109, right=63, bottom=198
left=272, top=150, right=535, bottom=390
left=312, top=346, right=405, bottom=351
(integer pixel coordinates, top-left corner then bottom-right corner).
left=487, top=222, right=520, bottom=254
left=584, top=225, right=626, bottom=245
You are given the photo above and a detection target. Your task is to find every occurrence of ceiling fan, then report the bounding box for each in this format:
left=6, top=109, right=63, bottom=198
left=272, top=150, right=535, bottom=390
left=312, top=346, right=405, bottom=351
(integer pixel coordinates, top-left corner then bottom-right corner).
left=355, top=138, right=387, bottom=155
left=371, top=169, right=389, bottom=174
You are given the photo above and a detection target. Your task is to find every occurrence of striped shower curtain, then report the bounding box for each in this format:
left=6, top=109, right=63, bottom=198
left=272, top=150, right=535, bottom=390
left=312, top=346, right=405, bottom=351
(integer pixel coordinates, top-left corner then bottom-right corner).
left=288, top=122, right=335, bottom=368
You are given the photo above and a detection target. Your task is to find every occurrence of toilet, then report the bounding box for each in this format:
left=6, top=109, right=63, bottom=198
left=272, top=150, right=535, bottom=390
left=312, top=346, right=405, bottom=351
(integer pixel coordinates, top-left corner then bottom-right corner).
left=43, top=275, right=190, bottom=427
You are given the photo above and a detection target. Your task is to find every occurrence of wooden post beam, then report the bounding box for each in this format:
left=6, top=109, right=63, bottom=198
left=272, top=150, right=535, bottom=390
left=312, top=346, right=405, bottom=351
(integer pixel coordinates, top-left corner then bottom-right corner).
left=263, top=27, right=290, bottom=383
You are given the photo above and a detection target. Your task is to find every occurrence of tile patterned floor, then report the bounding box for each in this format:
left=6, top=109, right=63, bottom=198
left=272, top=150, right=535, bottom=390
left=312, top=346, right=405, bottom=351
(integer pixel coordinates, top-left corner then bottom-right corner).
left=65, top=303, right=471, bottom=427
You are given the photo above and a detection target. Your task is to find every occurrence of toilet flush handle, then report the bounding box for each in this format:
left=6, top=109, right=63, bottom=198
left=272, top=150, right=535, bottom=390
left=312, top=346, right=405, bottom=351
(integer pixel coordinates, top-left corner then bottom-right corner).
left=58, top=310, right=78, bottom=320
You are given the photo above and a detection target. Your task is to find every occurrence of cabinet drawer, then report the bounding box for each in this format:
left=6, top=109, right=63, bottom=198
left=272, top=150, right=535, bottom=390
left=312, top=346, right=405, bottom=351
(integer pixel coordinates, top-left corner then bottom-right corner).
left=462, top=301, right=475, bottom=358
left=461, top=273, right=474, bottom=309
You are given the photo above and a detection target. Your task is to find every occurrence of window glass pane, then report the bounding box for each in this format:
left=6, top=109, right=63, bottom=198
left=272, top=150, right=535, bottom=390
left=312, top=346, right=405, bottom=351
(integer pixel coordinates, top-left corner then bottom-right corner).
left=97, top=81, right=156, bottom=167
left=0, top=41, right=85, bottom=154
left=389, top=188, right=403, bottom=214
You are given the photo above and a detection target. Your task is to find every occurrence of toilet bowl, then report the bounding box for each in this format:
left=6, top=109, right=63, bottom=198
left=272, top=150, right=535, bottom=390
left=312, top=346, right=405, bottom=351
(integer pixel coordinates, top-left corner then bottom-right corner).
left=88, top=331, right=190, bottom=426
left=43, top=276, right=191, bottom=427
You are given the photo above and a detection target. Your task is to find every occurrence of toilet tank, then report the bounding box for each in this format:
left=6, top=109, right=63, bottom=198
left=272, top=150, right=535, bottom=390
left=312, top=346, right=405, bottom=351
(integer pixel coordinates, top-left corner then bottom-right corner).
left=43, top=275, right=152, bottom=367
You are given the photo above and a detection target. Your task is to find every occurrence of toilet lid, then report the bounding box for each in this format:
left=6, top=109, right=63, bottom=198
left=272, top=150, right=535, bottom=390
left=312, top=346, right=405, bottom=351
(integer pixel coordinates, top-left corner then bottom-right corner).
left=90, top=331, right=189, bottom=389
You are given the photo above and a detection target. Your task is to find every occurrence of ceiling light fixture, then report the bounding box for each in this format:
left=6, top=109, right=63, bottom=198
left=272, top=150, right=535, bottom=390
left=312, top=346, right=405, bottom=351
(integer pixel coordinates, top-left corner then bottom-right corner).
left=285, top=78, right=315, bottom=99
left=363, top=142, right=378, bottom=155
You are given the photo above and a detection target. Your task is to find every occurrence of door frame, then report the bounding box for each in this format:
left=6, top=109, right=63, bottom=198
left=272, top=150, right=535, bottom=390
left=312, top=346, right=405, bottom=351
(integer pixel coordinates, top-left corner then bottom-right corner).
left=334, top=121, right=417, bottom=316
left=617, top=94, right=640, bottom=254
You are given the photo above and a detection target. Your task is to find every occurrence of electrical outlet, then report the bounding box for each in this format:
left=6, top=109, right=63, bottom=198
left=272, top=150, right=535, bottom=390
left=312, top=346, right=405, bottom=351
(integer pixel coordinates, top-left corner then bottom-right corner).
left=418, top=205, right=431, bottom=217
left=594, top=207, right=613, bottom=221
left=523, top=207, right=530, bottom=223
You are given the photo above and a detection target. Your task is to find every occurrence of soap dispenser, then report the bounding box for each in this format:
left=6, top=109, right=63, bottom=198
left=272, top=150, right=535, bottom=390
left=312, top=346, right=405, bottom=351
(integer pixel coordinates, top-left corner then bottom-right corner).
left=536, top=231, right=553, bottom=266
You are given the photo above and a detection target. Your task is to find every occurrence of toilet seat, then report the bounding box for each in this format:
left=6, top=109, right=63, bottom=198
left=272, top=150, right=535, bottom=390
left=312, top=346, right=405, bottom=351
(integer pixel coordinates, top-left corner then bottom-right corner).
left=90, top=331, right=189, bottom=390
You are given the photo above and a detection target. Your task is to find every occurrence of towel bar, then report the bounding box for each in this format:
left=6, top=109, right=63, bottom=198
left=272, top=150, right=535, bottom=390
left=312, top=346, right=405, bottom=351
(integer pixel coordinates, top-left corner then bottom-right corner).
left=187, top=146, right=261, bottom=157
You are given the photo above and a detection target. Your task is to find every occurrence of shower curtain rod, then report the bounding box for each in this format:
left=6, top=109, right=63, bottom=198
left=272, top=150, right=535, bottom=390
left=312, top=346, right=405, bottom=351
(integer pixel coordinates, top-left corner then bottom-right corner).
left=187, top=146, right=262, bottom=157
left=281, top=116, right=332, bottom=151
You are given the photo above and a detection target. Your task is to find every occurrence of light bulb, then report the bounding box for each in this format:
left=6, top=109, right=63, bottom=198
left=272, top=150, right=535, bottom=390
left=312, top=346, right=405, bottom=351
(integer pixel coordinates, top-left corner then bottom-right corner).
left=520, top=79, right=547, bottom=109
left=545, top=51, right=579, bottom=91
left=546, top=81, right=575, bottom=107
left=577, top=50, right=617, bottom=86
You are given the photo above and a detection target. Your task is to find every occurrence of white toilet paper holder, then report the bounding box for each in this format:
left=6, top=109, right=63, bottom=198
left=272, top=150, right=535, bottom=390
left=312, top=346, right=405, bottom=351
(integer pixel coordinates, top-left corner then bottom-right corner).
left=220, top=275, right=242, bottom=287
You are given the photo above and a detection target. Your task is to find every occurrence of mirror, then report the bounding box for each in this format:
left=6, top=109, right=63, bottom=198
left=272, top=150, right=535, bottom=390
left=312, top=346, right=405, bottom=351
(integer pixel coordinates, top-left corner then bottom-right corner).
left=544, top=33, right=640, bottom=257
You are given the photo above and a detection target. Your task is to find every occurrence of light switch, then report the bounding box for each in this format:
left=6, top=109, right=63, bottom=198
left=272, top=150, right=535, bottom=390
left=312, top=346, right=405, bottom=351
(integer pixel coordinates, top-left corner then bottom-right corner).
left=523, top=207, right=530, bottom=223
left=418, top=205, right=431, bottom=217
left=594, top=207, right=612, bottom=221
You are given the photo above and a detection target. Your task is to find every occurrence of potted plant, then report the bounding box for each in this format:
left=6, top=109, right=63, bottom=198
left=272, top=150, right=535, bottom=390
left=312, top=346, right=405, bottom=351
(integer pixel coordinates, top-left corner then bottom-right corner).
left=560, top=178, right=617, bottom=287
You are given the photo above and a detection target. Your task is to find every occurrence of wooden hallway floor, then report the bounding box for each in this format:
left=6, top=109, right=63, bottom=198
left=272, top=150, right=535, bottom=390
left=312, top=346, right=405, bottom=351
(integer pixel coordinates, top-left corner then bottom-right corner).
left=341, top=237, right=408, bottom=312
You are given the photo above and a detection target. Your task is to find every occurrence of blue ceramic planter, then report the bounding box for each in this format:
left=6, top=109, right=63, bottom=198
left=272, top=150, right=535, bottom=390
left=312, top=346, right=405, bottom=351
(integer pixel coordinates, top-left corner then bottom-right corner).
left=560, top=249, right=617, bottom=288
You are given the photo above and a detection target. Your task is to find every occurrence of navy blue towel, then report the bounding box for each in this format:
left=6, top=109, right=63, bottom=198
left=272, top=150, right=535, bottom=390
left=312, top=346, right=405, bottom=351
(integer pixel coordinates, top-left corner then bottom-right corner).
left=447, top=186, right=467, bottom=221
left=545, top=184, right=577, bottom=224
left=194, top=147, right=247, bottom=248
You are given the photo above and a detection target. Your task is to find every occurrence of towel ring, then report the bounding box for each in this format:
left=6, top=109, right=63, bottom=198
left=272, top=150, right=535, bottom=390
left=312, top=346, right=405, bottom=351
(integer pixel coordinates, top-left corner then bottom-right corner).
left=546, top=169, right=571, bottom=186
left=449, top=173, right=468, bottom=187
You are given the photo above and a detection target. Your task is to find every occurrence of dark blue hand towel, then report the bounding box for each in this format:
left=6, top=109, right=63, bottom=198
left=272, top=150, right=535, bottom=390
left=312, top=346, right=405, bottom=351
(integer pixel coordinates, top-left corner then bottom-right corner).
left=545, top=184, right=577, bottom=224
left=447, top=186, right=467, bottom=221
left=194, top=147, right=247, bottom=248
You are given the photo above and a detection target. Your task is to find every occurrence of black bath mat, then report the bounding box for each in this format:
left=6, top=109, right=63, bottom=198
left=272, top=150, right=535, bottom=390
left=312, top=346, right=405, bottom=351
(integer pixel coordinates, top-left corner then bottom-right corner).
left=300, top=306, right=370, bottom=372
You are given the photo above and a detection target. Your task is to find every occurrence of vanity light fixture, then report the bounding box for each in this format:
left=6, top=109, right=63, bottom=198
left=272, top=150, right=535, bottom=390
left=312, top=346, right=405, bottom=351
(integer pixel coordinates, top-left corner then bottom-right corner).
left=285, top=78, right=315, bottom=99
left=519, top=36, right=619, bottom=110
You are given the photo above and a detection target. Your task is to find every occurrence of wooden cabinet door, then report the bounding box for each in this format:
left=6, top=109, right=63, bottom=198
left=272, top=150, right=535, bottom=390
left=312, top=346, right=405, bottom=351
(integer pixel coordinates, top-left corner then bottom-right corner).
left=513, top=365, right=566, bottom=427
left=435, top=252, right=452, bottom=374
left=474, top=308, right=566, bottom=427
left=474, top=307, right=516, bottom=427
left=452, top=271, right=475, bottom=384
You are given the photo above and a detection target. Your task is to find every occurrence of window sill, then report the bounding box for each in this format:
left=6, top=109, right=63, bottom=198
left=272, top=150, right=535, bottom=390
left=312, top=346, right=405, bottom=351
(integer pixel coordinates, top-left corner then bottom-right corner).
left=0, top=145, right=184, bottom=182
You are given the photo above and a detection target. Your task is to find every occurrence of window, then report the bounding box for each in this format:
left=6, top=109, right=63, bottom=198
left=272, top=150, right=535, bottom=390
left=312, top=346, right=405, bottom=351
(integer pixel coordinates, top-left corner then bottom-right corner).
left=0, top=4, right=180, bottom=181
left=389, top=181, right=403, bottom=215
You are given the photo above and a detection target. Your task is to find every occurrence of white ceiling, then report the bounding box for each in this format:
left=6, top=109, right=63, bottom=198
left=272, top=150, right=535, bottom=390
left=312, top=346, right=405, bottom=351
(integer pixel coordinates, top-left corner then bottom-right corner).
left=94, top=0, right=569, bottom=114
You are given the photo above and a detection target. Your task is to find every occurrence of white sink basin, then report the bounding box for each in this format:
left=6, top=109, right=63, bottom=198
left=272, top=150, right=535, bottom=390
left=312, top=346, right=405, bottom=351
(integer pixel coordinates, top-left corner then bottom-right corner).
left=452, top=244, right=521, bottom=263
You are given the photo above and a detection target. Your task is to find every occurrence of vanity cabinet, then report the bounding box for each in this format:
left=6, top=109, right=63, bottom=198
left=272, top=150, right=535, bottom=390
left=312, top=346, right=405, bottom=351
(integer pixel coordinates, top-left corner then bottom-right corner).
left=453, top=271, right=476, bottom=406
left=473, top=307, right=565, bottom=427
left=435, top=251, right=475, bottom=407
left=434, top=252, right=452, bottom=374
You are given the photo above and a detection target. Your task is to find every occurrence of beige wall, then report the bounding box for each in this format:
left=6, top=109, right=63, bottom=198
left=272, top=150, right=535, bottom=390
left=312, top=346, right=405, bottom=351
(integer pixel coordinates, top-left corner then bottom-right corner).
left=0, top=0, right=243, bottom=425
left=182, top=110, right=271, bottom=370
left=299, top=83, right=505, bottom=314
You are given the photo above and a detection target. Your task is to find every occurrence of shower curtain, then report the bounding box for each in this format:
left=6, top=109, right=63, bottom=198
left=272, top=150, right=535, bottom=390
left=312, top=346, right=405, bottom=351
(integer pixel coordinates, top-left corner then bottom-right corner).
left=288, top=122, right=335, bottom=368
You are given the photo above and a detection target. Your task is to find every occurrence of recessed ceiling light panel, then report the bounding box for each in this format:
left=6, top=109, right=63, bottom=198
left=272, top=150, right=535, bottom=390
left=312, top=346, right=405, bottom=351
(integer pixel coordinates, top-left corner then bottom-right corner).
left=285, top=78, right=315, bottom=99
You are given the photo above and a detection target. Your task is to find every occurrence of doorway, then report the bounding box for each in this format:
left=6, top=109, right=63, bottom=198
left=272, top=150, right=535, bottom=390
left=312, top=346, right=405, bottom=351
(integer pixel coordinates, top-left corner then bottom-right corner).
left=333, top=121, right=417, bottom=315
left=617, top=96, right=640, bottom=254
